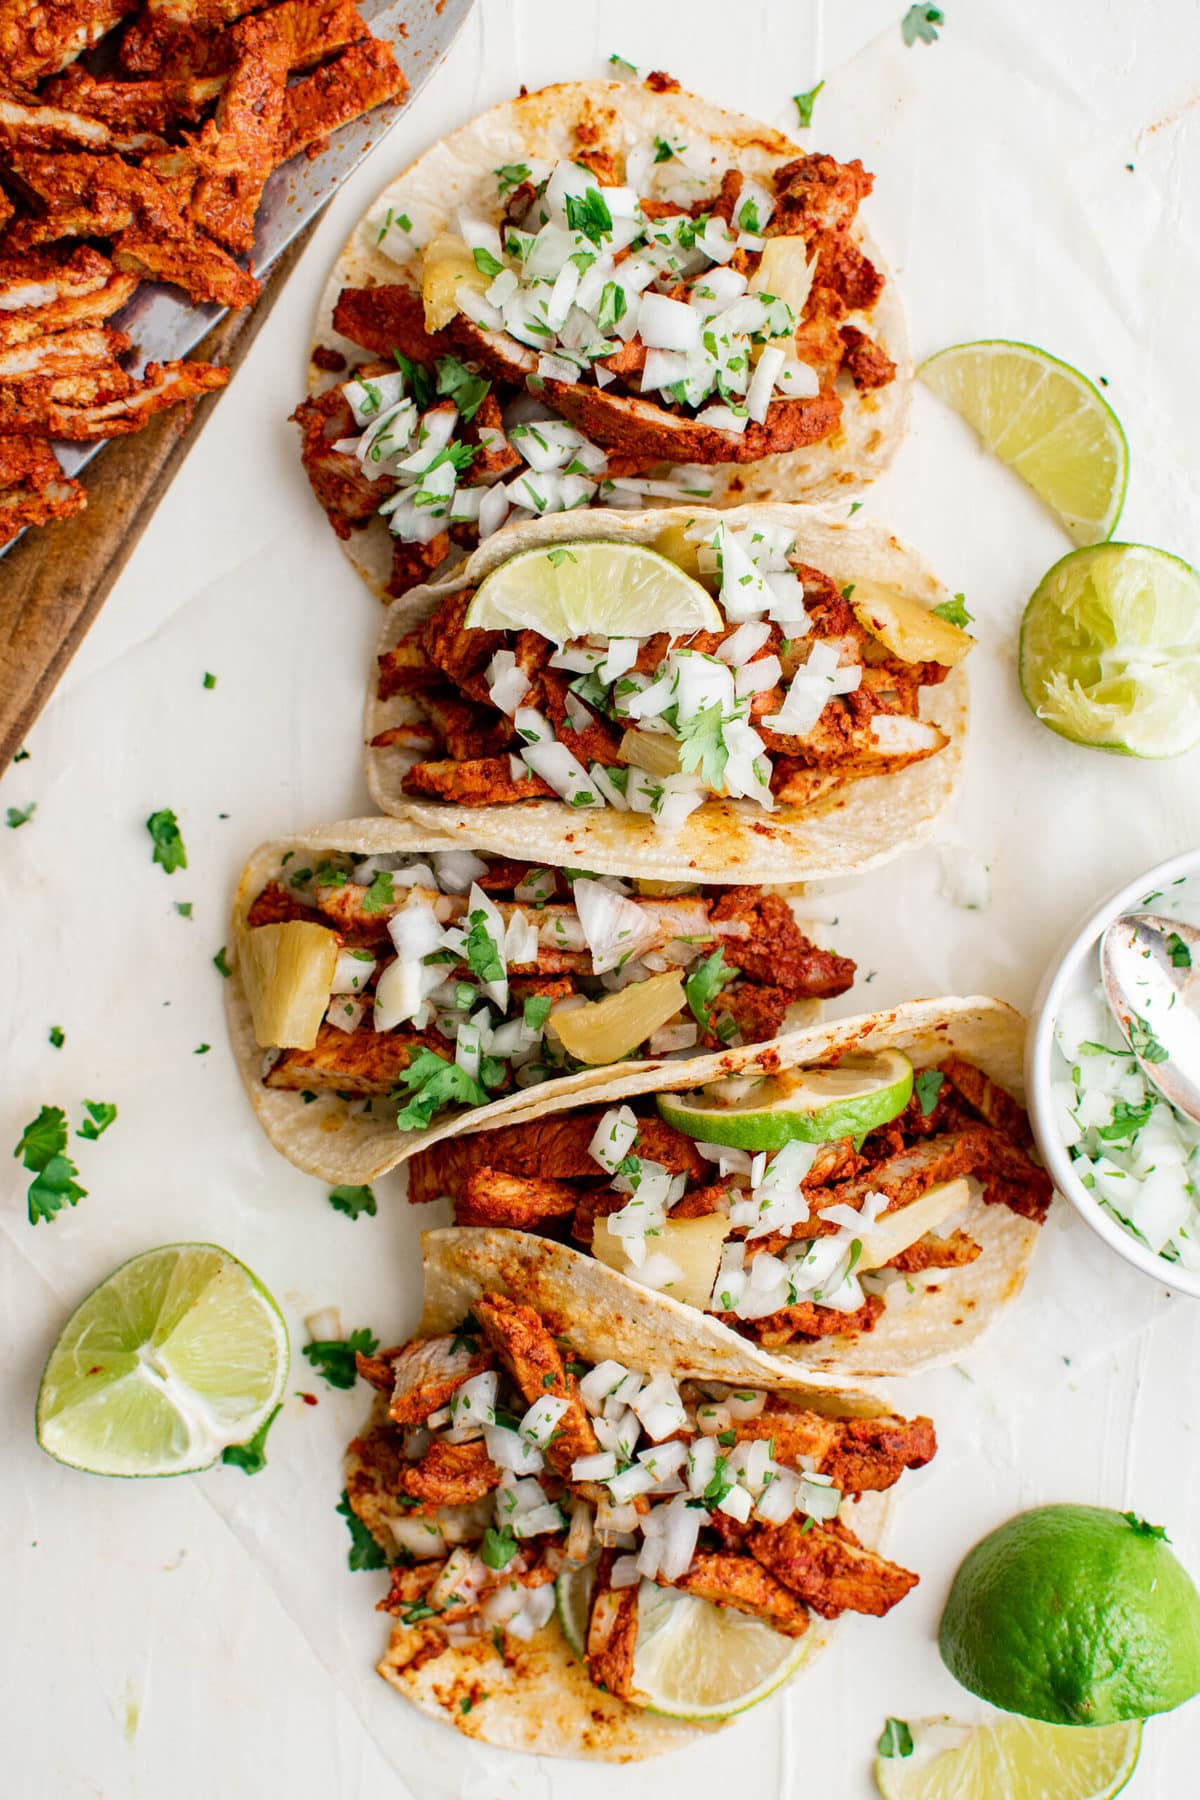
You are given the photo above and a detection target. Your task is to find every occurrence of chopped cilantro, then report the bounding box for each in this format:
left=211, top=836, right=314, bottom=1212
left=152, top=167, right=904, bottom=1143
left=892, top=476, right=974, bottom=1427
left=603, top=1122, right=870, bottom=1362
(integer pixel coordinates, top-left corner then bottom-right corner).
left=1129, top=1015, right=1169, bottom=1065
left=523, top=994, right=553, bottom=1032
left=914, top=1069, right=944, bottom=1117
left=393, top=1049, right=491, bottom=1131
left=877, top=1718, right=914, bottom=1759
left=716, top=1428, right=738, bottom=1447
left=685, top=948, right=737, bottom=1030
left=495, top=162, right=531, bottom=194
left=901, top=3, right=944, bottom=45
left=676, top=701, right=729, bottom=791
left=194, top=1043, right=210, bottom=1055
left=213, top=946, right=232, bottom=978
left=146, top=809, right=187, bottom=874
left=1097, top=1098, right=1155, bottom=1141
left=303, top=1327, right=380, bottom=1390
left=14, top=1105, right=87, bottom=1225
left=472, top=246, right=504, bottom=279
left=6, top=803, right=35, bottom=829
left=932, top=593, right=974, bottom=628
left=653, top=135, right=681, bottom=162
left=564, top=187, right=613, bottom=244
left=392, top=351, right=434, bottom=410
left=793, top=81, right=824, bottom=128
left=174, top=901, right=193, bottom=919
left=481, top=1526, right=519, bottom=1570
left=221, top=1404, right=281, bottom=1475
left=1122, top=1512, right=1169, bottom=1541
left=546, top=547, right=578, bottom=568
left=314, top=860, right=349, bottom=888
left=13, top=747, right=29, bottom=762
left=77, top=1100, right=117, bottom=1140
left=465, top=910, right=504, bottom=984
left=336, top=1489, right=388, bottom=1569
left=1167, top=932, right=1192, bottom=970
left=849, top=500, right=863, bottom=515
left=702, top=1455, right=734, bottom=1507
left=203, top=671, right=217, bottom=690
left=436, top=353, right=491, bottom=423
left=360, top=871, right=395, bottom=915
left=328, top=1184, right=377, bottom=1220
left=596, top=282, right=627, bottom=333
left=49, top=1025, right=65, bottom=1048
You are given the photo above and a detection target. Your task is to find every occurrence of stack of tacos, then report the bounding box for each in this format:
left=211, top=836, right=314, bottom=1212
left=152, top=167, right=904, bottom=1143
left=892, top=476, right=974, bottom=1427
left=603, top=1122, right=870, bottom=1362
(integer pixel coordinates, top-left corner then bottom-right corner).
left=221, top=69, right=1057, bottom=1759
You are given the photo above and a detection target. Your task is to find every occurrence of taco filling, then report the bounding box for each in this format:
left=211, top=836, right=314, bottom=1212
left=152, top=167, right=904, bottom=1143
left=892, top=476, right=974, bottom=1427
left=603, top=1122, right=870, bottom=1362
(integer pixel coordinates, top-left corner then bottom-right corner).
left=238, top=846, right=854, bottom=1130
left=407, top=1054, right=1052, bottom=1346
left=374, top=519, right=972, bottom=826
left=295, top=139, right=895, bottom=596
left=347, top=1292, right=933, bottom=1712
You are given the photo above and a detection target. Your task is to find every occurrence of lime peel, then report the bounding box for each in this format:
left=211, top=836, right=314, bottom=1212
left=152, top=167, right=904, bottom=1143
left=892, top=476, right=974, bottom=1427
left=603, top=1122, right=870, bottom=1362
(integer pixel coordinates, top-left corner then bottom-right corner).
left=874, top=1714, right=1141, bottom=1800
left=656, top=1050, right=914, bottom=1150
left=464, top=539, right=723, bottom=641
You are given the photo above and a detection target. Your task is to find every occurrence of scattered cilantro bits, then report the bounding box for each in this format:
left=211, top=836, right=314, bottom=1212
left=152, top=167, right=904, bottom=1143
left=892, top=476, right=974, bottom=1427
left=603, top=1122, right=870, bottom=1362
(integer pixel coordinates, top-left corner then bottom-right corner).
left=914, top=1069, right=945, bottom=1117
left=147, top=809, right=187, bottom=874
left=213, top=946, right=232, bottom=978
left=77, top=1100, right=117, bottom=1140
left=1122, top=1512, right=1169, bottom=1541
left=48, top=1026, right=65, bottom=1049
left=221, top=1403, right=281, bottom=1476
left=933, top=593, right=974, bottom=628
left=328, top=1183, right=377, bottom=1220
left=13, top=747, right=30, bottom=762
left=793, top=81, right=824, bottom=127
left=395, top=1048, right=493, bottom=1133
left=194, top=1044, right=211, bottom=1056
left=6, top=802, right=35, bottom=828
left=14, top=1105, right=87, bottom=1225
left=902, top=3, right=944, bottom=44
left=1166, top=932, right=1192, bottom=970
left=1128, top=1014, right=1169, bottom=1065
left=337, top=1489, right=388, bottom=1570
left=302, top=1328, right=379, bottom=1390
left=685, top=948, right=736, bottom=1030
left=202, top=672, right=217, bottom=690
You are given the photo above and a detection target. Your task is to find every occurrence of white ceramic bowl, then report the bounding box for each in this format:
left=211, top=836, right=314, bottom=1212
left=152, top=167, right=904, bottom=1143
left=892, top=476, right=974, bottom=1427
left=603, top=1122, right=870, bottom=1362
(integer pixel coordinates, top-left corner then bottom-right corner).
left=1026, top=847, right=1200, bottom=1299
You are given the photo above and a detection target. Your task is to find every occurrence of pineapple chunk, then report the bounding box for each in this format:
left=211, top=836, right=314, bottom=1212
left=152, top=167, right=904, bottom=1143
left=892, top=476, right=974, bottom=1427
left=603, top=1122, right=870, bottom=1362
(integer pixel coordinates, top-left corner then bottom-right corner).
left=421, top=232, right=491, bottom=332
left=619, top=728, right=682, bottom=778
left=856, top=1177, right=973, bottom=1269
left=592, top=1213, right=732, bottom=1311
left=548, top=970, right=685, bottom=1065
left=750, top=236, right=817, bottom=338
left=850, top=586, right=976, bottom=667
left=239, top=921, right=338, bottom=1050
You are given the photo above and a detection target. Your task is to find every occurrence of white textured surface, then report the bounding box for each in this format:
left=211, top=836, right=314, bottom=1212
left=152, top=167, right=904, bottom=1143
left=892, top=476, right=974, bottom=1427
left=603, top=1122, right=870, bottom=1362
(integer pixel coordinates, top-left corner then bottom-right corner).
left=4, top=1, right=1200, bottom=1793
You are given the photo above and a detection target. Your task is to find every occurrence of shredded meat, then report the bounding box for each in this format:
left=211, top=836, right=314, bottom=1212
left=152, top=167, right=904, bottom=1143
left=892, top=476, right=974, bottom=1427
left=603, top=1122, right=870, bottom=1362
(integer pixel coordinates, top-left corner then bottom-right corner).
left=188, top=12, right=289, bottom=252
left=671, top=1549, right=811, bottom=1636
left=748, top=1515, right=918, bottom=1619
left=408, top=1111, right=609, bottom=1206
left=275, top=36, right=406, bottom=162
left=403, top=756, right=556, bottom=806
left=398, top=1438, right=501, bottom=1511
left=472, top=1292, right=598, bottom=1475
left=291, top=384, right=388, bottom=538
left=709, top=889, right=857, bottom=998
left=889, top=1229, right=982, bottom=1273
left=384, top=1332, right=494, bottom=1426
left=839, top=324, right=896, bottom=390
left=541, top=375, right=843, bottom=467
left=585, top=1552, right=640, bottom=1699
left=264, top=1011, right=442, bottom=1093
left=332, top=281, right=452, bottom=362
left=378, top=630, right=448, bottom=698
left=458, top=1167, right=581, bottom=1230
left=730, top=1294, right=886, bottom=1347
left=245, top=880, right=321, bottom=927
left=734, top=1409, right=936, bottom=1493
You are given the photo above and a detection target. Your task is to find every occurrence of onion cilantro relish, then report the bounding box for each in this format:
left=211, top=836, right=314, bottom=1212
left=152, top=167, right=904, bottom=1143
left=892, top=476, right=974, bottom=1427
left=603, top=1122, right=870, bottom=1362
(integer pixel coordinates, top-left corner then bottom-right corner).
left=1053, top=974, right=1200, bottom=1268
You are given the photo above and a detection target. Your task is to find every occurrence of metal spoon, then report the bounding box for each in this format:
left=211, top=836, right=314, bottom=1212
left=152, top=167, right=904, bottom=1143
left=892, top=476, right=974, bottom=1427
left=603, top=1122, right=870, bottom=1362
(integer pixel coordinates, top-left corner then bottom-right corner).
left=1100, top=912, right=1200, bottom=1123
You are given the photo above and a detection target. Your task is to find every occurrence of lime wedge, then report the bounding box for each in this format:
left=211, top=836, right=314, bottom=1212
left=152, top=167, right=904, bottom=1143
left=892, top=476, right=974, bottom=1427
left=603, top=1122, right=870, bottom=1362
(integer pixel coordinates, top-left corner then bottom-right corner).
left=555, top=1559, right=597, bottom=1657
left=464, top=540, right=723, bottom=641
left=1019, top=543, right=1200, bottom=757
left=874, top=1715, right=1141, bottom=1800
left=920, top=341, right=1128, bottom=545
left=37, top=1244, right=289, bottom=1477
left=632, top=1583, right=809, bottom=1720
left=657, top=1049, right=914, bottom=1150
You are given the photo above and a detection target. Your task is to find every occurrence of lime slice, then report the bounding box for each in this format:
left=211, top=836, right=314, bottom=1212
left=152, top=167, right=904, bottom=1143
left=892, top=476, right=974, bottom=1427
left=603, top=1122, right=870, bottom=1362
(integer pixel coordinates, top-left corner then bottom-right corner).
left=1019, top=543, right=1200, bottom=757
left=657, top=1049, right=914, bottom=1150
left=37, top=1244, right=289, bottom=1477
left=632, top=1583, right=809, bottom=1720
left=874, top=1715, right=1141, bottom=1800
left=464, top=540, right=723, bottom=641
left=920, top=341, right=1128, bottom=546
left=555, top=1559, right=597, bottom=1657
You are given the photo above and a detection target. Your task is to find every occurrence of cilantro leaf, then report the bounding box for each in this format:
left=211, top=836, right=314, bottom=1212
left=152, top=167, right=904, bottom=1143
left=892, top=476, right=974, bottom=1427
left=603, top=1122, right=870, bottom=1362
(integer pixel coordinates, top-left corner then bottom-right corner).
left=793, top=81, right=824, bottom=128
left=13, top=747, right=29, bottom=762
left=213, top=946, right=232, bottom=978
left=480, top=1526, right=519, bottom=1570
left=302, top=1327, right=380, bottom=1390
left=653, top=135, right=682, bottom=163
left=221, top=1404, right=281, bottom=1476
left=146, top=809, right=187, bottom=874
left=393, top=1049, right=491, bottom=1132
left=15, top=1103, right=89, bottom=1223
left=495, top=162, right=531, bottom=194
left=77, top=1099, right=117, bottom=1140
left=15, top=1104, right=68, bottom=1169
left=360, top=871, right=395, bottom=915
left=6, top=802, right=35, bottom=828
left=174, top=901, right=193, bottom=919
left=329, top=1184, right=377, bottom=1220
left=546, top=547, right=578, bottom=568
left=877, top=1718, right=914, bottom=1759
left=702, top=1455, right=734, bottom=1507
left=1122, top=1512, right=1170, bottom=1541
left=465, top=910, right=504, bottom=984
left=435, top=353, right=491, bottom=423
left=685, top=948, right=737, bottom=1030
left=203, top=672, right=217, bottom=690
left=337, top=1488, right=388, bottom=1570
left=676, top=702, right=730, bottom=792
left=392, top=351, right=434, bottom=410
left=1129, top=1015, right=1169, bottom=1064
left=49, top=1026, right=65, bottom=1048
left=914, top=1069, right=944, bottom=1117
left=1166, top=932, right=1193, bottom=970
left=901, top=3, right=944, bottom=45
left=564, top=187, right=613, bottom=245
left=472, top=246, right=504, bottom=279
left=523, top=994, right=553, bottom=1032
left=596, top=282, right=627, bottom=334
left=932, top=593, right=974, bottom=628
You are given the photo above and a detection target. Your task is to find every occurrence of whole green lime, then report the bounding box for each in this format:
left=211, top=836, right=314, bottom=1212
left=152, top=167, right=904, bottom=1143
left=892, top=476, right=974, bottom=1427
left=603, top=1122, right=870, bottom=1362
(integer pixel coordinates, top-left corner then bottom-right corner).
left=939, top=1505, right=1200, bottom=1725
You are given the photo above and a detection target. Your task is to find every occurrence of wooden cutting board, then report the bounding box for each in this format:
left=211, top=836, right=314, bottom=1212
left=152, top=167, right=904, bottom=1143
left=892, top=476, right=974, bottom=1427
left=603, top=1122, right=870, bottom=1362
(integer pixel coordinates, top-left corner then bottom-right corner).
left=0, top=220, right=317, bottom=772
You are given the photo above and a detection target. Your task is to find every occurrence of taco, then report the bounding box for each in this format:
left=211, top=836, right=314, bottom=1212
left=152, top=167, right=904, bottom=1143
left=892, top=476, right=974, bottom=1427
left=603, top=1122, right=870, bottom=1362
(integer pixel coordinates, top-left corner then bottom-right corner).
left=365, top=503, right=971, bottom=883
left=224, top=818, right=856, bottom=1183
left=403, top=998, right=1052, bottom=1380
left=293, top=77, right=909, bottom=602
left=343, top=1240, right=936, bottom=1758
